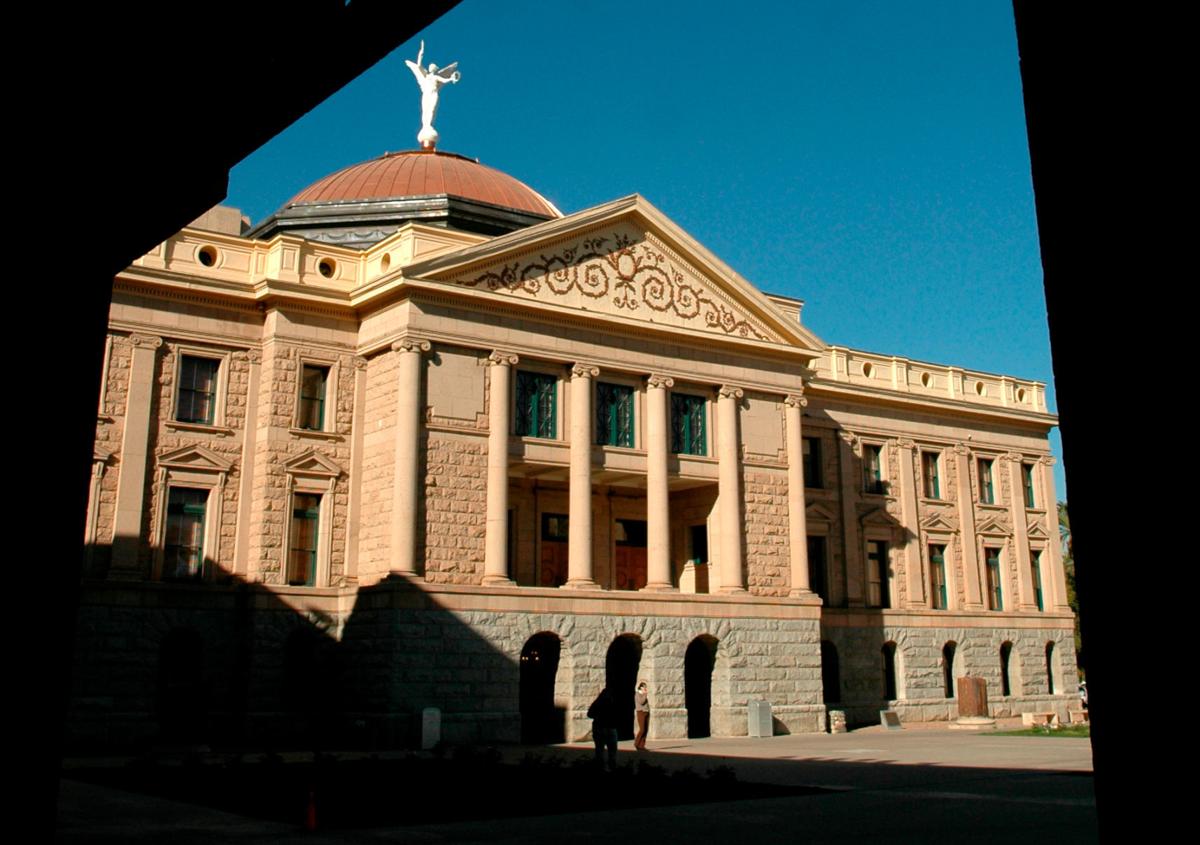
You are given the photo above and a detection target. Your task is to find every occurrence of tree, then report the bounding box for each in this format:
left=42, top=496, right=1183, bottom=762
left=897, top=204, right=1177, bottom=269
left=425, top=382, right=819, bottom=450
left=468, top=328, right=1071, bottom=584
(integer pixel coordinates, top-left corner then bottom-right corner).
left=1059, top=501, right=1082, bottom=674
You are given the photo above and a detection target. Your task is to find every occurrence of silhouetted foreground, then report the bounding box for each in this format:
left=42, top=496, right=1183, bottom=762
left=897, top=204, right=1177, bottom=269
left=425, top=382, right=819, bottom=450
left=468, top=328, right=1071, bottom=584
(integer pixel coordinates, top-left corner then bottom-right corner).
left=64, top=748, right=827, bottom=829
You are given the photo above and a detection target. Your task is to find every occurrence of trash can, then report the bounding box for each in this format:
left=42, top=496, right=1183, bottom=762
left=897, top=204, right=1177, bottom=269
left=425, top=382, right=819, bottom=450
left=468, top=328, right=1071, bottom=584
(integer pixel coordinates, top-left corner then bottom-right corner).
left=748, top=699, right=772, bottom=737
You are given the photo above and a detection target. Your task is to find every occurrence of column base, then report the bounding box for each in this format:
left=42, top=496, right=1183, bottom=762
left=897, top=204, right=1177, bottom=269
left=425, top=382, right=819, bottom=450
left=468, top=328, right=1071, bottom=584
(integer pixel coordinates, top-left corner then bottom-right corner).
left=787, top=588, right=813, bottom=598
left=641, top=582, right=677, bottom=593
left=387, top=570, right=424, bottom=582
left=481, top=575, right=516, bottom=587
left=561, top=579, right=600, bottom=590
left=717, top=586, right=747, bottom=595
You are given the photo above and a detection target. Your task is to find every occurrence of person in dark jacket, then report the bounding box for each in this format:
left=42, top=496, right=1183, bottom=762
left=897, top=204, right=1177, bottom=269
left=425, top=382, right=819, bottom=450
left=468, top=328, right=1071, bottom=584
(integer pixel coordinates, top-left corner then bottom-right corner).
left=634, top=681, right=650, bottom=751
left=587, top=687, right=619, bottom=770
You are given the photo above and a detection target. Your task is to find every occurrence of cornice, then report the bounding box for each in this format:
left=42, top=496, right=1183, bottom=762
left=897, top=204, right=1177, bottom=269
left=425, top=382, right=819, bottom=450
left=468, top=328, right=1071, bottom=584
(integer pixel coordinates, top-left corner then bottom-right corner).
left=807, top=377, right=1057, bottom=429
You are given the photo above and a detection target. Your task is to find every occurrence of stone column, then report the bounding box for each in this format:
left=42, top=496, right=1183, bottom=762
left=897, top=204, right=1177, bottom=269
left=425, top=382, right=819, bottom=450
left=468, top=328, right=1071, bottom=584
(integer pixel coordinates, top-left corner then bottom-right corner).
left=233, top=349, right=262, bottom=577
left=483, top=351, right=518, bottom=585
left=953, top=443, right=983, bottom=609
left=834, top=432, right=861, bottom=607
left=111, top=333, right=162, bottom=577
left=344, top=355, right=369, bottom=584
left=390, top=337, right=430, bottom=576
left=784, top=393, right=811, bottom=596
left=717, top=385, right=745, bottom=593
left=1005, top=453, right=1036, bottom=610
left=565, top=363, right=599, bottom=589
left=895, top=439, right=926, bottom=608
left=1040, top=457, right=1071, bottom=611
left=644, top=374, right=675, bottom=591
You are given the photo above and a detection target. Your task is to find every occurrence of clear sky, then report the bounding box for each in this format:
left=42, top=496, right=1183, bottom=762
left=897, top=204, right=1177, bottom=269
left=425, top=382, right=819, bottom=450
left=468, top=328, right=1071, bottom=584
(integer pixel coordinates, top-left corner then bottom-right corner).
left=226, top=0, right=1064, bottom=497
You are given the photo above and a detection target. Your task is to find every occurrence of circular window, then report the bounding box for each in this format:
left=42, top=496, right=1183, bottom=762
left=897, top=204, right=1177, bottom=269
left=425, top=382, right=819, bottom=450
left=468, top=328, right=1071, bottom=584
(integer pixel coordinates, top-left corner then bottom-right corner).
left=380, top=253, right=391, bottom=273
left=196, top=245, right=218, bottom=267
left=921, top=372, right=932, bottom=388
left=862, top=362, right=874, bottom=378
left=317, top=258, right=336, bottom=279
left=975, top=381, right=986, bottom=396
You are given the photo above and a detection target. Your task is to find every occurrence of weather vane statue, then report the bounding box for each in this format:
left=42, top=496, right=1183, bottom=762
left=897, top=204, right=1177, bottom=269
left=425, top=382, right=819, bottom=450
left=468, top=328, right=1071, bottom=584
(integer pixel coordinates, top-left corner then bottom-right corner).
left=405, top=40, right=461, bottom=150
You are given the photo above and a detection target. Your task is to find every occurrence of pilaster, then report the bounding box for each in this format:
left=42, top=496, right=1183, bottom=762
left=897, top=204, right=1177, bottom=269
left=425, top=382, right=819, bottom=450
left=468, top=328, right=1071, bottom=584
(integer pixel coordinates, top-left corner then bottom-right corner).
left=716, top=384, right=745, bottom=593
left=483, top=351, right=518, bottom=585
left=110, top=332, right=162, bottom=577
left=390, top=337, right=431, bottom=576
left=784, top=393, right=811, bottom=596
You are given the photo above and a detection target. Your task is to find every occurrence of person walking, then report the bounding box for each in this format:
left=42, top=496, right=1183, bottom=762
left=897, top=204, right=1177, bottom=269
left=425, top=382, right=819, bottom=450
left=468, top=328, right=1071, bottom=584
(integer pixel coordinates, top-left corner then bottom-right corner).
left=587, top=687, right=619, bottom=770
left=634, top=680, right=651, bottom=751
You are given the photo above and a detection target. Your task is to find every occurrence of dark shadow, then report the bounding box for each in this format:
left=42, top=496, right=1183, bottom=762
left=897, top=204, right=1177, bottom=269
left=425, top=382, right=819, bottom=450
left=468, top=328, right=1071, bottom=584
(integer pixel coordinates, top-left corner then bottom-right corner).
left=685, top=635, right=717, bottom=738
left=519, top=632, right=564, bottom=744
left=156, top=628, right=206, bottom=746
left=606, top=634, right=643, bottom=741
left=821, top=640, right=841, bottom=706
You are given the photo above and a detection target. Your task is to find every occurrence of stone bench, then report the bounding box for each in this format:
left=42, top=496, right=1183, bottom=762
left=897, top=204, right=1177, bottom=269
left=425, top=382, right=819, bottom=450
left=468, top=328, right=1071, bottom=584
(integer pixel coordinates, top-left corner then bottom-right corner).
left=1068, top=709, right=1089, bottom=724
left=1021, top=711, right=1059, bottom=728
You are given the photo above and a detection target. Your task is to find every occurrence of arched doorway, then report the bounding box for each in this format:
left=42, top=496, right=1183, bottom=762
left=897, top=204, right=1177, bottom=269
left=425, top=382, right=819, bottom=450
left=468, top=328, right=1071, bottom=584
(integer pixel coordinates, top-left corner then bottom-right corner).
left=820, top=641, right=841, bottom=705
left=942, top=642, right=958, bottom=698
left=685, top=635, right=718, bottom=738
left=157, top=628, right=205, bottom=744
left=520, top=632, right=563, bottom=744
left=606, top=634, right=643, bottom=740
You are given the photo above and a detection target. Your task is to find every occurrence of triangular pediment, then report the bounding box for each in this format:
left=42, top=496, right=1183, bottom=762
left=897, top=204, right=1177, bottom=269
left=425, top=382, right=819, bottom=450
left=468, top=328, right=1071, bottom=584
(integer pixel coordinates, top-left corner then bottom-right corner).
left=919, top=511, right=958, bottom=532
left=402, top=195, right=824, bottom=354
left=976, top=514, right=1010, bottom=537
left=158, top=444, right=233, bottom=473
left=283, top=450, right=343, bottom=479
left=1026, top=521, right=1050, bottom=540
left=861, top=506, right=899, bottom=528
left=806, top=501, right=839, bottom=524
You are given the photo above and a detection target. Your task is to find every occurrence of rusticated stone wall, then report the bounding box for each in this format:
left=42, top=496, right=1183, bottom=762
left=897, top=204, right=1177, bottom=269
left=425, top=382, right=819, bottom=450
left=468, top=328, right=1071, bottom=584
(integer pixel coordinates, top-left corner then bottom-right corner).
left=743, top=467, right=789, bottom=596
left=422, top=433, right=487, bottom=583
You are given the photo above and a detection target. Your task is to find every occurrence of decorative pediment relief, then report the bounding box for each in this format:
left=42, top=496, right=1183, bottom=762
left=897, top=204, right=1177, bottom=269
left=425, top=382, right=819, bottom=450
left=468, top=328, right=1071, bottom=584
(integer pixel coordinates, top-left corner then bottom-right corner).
left=283, top=449, right=343, bottom=479
left=1027, top=521, right=1050, bottom=540
left=444, top=222, right=781, bottom=342
left=919, top=511, right=958, bottom=532
left=158, top=444, right=234, bottom=473
left=976, top=514, right=1010, bottom=537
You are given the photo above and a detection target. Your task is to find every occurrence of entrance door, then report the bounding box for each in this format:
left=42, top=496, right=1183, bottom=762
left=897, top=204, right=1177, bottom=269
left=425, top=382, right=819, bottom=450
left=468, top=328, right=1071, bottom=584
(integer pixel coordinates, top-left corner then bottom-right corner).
left=685, top=635, right=717, bottom=738
left=539, top=513, right=568, bottom=587
left=605, top=634, right=643, bottom=740
left=520, top=633, right=564, bottom=744
left=614, top=519, right=647, bottom=591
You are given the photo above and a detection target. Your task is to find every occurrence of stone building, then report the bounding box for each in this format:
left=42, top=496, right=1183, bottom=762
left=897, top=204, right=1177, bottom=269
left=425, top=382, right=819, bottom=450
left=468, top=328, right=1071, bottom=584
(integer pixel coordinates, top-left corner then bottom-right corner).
left=71, top=148, right=1077, bottom=749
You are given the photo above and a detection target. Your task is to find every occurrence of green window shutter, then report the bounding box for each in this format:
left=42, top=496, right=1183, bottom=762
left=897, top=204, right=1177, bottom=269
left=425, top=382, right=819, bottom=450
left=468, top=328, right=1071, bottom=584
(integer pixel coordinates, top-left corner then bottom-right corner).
left=165, top=487, right=207, bottom=580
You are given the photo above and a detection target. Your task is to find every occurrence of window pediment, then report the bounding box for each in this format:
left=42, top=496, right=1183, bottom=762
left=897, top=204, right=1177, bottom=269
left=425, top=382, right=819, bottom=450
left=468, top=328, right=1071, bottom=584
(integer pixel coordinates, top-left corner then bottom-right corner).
left=157, top=444, right=234, bottom=474
left=918, top=511, right=958, bottom=532
left=283, top=449, right=343, bottom=480
left=806, top=502, right=840, bottom=524
left=976, top=514, right=1010, bottom=537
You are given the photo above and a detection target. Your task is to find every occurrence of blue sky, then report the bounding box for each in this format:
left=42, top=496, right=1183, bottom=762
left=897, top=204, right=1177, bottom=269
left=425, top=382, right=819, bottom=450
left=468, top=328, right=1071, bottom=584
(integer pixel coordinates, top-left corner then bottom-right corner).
left=227, top=0, right=1064, bottom=496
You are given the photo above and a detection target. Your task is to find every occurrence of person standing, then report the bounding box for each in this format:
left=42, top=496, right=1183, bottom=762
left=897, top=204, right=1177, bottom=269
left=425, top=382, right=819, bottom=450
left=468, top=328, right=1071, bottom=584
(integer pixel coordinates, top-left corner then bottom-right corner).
left=634, top=680, right=651, bottom=751
left=587, top=687, right=618, bottom=770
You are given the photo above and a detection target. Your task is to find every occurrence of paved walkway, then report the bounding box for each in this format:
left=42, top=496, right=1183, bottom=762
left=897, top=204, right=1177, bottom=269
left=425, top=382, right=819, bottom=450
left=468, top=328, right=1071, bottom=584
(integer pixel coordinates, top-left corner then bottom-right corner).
left=57, top=722, right=1098, bottom=844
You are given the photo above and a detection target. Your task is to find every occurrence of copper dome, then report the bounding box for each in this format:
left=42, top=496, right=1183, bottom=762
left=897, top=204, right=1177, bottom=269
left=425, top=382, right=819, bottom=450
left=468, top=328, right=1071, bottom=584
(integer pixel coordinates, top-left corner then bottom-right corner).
left=287, top=149, right=561, bottom=218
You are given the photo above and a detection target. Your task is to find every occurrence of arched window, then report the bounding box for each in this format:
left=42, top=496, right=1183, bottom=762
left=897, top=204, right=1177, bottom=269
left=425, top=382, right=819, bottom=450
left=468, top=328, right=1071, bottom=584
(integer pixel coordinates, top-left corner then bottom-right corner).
left=882, top=641, right=898, bottom=701
left=942, top=642, right=957, bottom=698
left=1000, top=642, right=1014, bottom=697
left=1045, top=642, right=1056, bottom=695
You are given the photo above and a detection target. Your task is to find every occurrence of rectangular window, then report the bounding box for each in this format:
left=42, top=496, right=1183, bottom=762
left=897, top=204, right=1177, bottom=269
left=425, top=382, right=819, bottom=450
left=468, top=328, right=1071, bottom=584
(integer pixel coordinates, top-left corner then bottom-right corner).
left=689, top=524, right=708, bottom=564
left=807, top=535, right=827, bottom=600
left=1031, top=549, right=1044, bottom=611
left=803, top=436, right=822, bottom=489
left=164, top=487, right=206, bottom=580
left=288, top=493, right=321, bottom=586
left=863, top=444, right=884, bottom=494
left=670, top=393, right=707, bottom=456
left=922, top=452, right=941, bottom=499
left=516, top=371, right=558, bottom=438
left=1022, top=462, right=1037, bottom=508
left=595, top=382, right=634, bottom=447
left=176, top=355, right=219, bottom=424
left=929, top=544, right=947, bottom=609
left=978, top=458, right=995, bottom=504
left=541, top=512, right=569, bottom=541
left=866, top=540, right=889, bottom=608
left=297, top=364, right=329, bottom=431
left=985, top=547, right=1003, bottom=610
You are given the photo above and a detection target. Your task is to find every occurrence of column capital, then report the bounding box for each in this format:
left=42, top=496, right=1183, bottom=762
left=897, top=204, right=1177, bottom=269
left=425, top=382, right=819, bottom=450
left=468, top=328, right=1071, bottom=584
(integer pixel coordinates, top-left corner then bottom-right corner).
left=718, top=384, right=744, bottom=400
left=646, top=373, right=674, bottom=389
left=838, top=430, right=858, bottom=447
left=571, top=363, right=600, bottom=379
left=1000, top=451, right=1025, bottom=465
left=392, top=336, right=432, bottom=354
left=1039, top=455, right=1057, bottom=467
left=353, top=355, right=368, bottom=371
left=895, top=437, right=916, bottom=451
left=245, top=348, right=263, bottom=365
left=128, top=333, right=162, bottom=350
left=485, top=350, right=519, bottom=367
left=953, top=442, right=971, bottom=456
left=784, top=393, right=808, bottom=409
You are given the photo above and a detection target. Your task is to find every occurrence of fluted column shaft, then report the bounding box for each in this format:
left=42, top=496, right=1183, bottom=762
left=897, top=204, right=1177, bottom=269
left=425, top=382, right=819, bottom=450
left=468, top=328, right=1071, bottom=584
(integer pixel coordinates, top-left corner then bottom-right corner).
left=785, top=393, right=811, bottom=595
left=565, top=364, right=599, bottom=588
left=390, top=338, right=430, bottom=576
left=717, top=385, right=745, bottom=593
left=645, top=375, right=675, bottom=590
left=483, top=351, right=518, bottom=584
